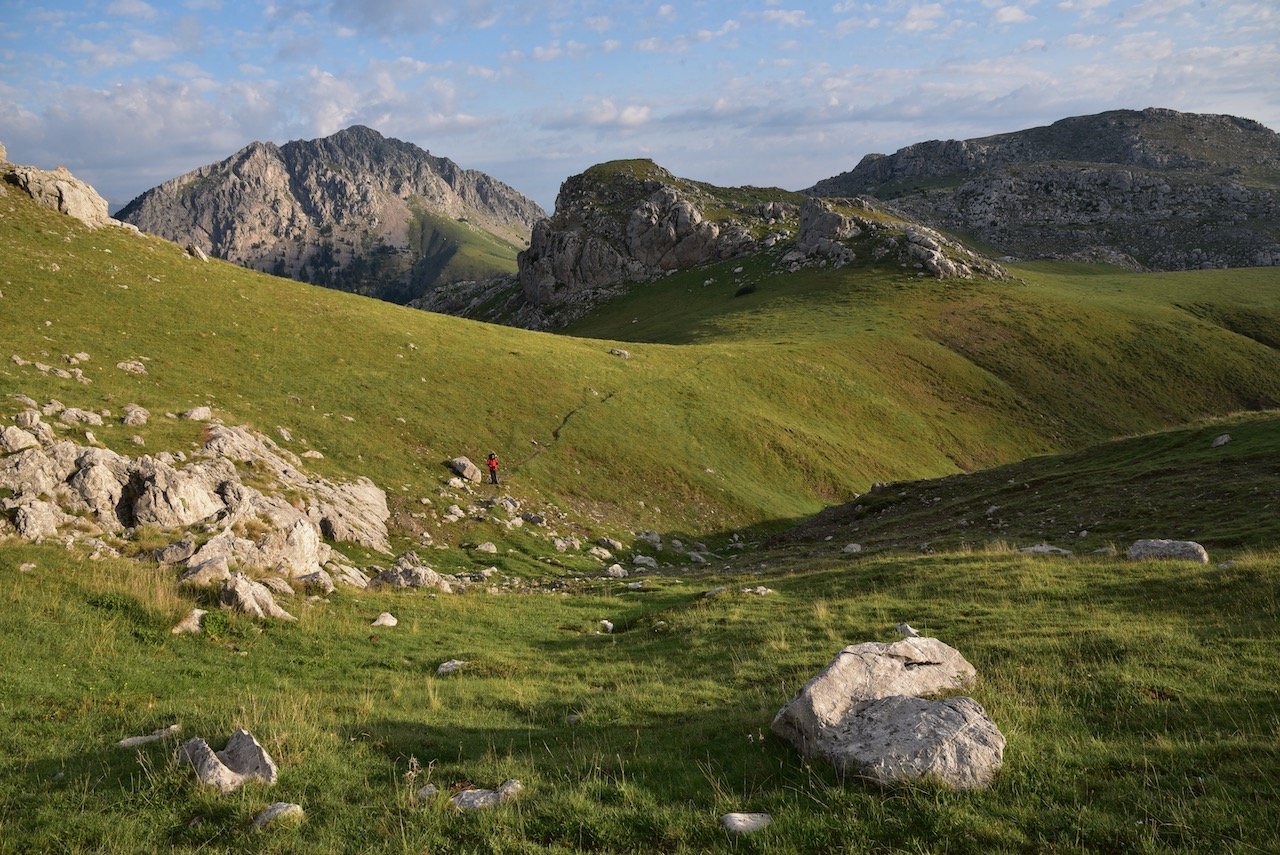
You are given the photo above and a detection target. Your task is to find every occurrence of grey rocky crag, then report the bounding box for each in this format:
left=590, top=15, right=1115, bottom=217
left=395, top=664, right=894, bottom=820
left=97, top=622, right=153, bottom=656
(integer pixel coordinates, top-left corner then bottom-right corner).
left=413, top=160, right=1005, bottom=329
left=809, top=108, right=1280, bottom=270
left=114, top=125, right=544, bottom=304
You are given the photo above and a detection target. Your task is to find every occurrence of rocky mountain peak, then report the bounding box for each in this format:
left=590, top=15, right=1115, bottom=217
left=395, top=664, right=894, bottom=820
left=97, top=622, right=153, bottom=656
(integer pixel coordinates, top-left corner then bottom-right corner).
left=809, top=107, right=1280, bottom=270
left=115, top=127, right=545, bottom=304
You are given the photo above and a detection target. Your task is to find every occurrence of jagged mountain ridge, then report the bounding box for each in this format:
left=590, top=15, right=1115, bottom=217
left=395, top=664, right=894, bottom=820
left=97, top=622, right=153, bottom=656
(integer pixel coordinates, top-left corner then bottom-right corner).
left=413, top=158, right=1007, bottom=329
left=115, top=126, right=545, bottom=304
left=808, top=107, right=1280, bottom=270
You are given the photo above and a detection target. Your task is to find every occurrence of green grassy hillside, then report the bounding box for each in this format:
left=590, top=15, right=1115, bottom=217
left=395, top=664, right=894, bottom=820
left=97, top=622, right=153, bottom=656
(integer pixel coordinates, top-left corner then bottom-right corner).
left=3, top=186, right=1280, bottom=853
left=3, top=189, right=1279, bottom=544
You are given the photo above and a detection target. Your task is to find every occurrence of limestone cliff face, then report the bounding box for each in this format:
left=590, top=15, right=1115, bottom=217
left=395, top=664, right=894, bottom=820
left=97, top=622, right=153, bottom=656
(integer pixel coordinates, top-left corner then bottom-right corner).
left=115, top=126, right=544, bottom=303
left=809, top=108, right=1280, bottom=270
left=413, top=161, right=1005, bottom=329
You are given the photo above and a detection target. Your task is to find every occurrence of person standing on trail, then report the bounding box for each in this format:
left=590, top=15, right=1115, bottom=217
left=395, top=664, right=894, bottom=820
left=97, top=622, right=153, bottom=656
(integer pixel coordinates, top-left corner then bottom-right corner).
left=486, top=452, right=499, bottom=485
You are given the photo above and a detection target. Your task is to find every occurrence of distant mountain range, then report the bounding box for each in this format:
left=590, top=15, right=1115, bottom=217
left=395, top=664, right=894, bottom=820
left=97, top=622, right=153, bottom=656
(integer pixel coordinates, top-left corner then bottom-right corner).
left=807, top=108, right=1280, bottom=270
left=116, top=108, right=1280, bottom=313
left=115, top=126, right=544, bottom=304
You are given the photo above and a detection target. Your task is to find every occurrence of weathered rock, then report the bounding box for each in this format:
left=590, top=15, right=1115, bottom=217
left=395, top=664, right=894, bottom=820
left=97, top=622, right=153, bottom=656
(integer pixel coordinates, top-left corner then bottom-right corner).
left=116, top=723, right=181, bottom=748
left=475, top=542, right=498, bottom=554
left=371, top=612, right=398, bottom=627
left=820, top=695, right=1005, bottom=789
left=179, top=556, right=234, bottom=588
left=771, top=638, right=977, bottom=759
left=0, top=425, right=40, bottom=453
left=181, top=406, right=213, bottom=421
left=116, top=361, right=148, bottom=376
left=253, top=802, right=303, bottom=830
left=437, top=659, right=467, bottom=676
left=1127, top=539, right=1209, bottom=563
left=69, top=462, right=127, bottom=530
left=842, top=543, right=863, bottom=554
left=171, top=608, right=207, bottom=634
left=258, top=576, right=295, bottom=598
left=58, top=407, right=104, bottom=426
left=895, top=623, right=920, bottom=638
left=4, top=164, right=112, bottom=228
left=604, top=564, right=628, bottom=578
left=156, top=538, right=196, bottom=564
left=1020, top=543, right=1073, bottom=556
left=14, top=500, right=69, bottom=539
left=296, top=568, right=335, bottom=595
left=1211, top=433, right=1231, bottom=448
left=307, top=477, right=391, bottom=553
left=371, top=554, right=452, bottom=592
left=720, top=812, right=773, bottom=835
left=0, top=447, right=64, bottom=494
left=219, top=572, right=297, bottom=621
left=448, top=456, right=483, bottom=482
left=180, top=728, right=278, bottom=794
left=328, top=563, right=371, bottom=589
left=450, top=779, right=522, bottom=810
left=632, top=555, right=658, bottom=568
left=129, top=457, right=224, bottom=528
left=122, top=404, right=150, bottom=425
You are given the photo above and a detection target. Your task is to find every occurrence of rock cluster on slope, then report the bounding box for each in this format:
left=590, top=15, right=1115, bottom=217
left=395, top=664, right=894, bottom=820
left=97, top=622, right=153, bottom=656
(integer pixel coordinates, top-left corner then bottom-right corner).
left=0, top=401, right=389, bottom=587
left=114, top=125, right=545, bottom=304
left=808, top=108, right=1280, bottom=270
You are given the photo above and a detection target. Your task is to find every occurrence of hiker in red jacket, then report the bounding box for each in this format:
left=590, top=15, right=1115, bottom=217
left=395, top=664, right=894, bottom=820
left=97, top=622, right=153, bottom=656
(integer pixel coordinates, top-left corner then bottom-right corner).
left=486, top=452, right=499, bottom=485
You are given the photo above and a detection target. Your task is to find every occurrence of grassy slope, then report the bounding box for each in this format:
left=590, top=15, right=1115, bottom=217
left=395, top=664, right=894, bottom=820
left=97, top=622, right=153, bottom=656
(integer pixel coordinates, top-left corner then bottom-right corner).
left=3, top=190, right=1280, bottom=852
left=4, top=189, right=1280, bottom=543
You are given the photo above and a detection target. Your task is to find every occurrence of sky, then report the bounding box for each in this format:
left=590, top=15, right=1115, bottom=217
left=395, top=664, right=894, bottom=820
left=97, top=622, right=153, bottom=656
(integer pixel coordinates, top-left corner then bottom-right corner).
left=1, top=1, right=1278, bottom=214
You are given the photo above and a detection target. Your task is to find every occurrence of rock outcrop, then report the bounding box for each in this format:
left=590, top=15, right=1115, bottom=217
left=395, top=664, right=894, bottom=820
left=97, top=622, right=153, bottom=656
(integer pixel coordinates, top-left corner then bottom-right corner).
left=3, top=163, right=112, bottom=229
left=773, top=638, right=1005, bottom=789
left=809, top=108, right=1280, bottom=270
left=180, top=729, right=278, bottom=794
left=115, top=126, right=544, bottom=304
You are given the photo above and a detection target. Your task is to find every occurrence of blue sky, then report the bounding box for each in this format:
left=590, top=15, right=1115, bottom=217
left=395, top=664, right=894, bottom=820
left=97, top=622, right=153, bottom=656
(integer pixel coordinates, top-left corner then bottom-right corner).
left=2, top=1, right=1277, bottom=212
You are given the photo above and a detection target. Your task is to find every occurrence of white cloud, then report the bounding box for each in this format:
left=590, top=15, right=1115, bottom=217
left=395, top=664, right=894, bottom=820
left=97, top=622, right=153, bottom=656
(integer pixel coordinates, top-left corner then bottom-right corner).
left=1063, top=33, right=1102, bottom=49
left=900, top=4, right=947, bottom=32
left=759, top=9, right=813, bottom=27
left=107, top=0, right=158, bottom=20
left=994, top=6, right=1034, bottom=24
left=532, top=42, right=562, bottom=61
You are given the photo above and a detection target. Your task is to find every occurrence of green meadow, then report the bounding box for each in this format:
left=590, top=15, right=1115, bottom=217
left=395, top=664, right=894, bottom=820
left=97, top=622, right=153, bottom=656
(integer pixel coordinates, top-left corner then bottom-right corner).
left=1, top=187, right=1278, bottom=852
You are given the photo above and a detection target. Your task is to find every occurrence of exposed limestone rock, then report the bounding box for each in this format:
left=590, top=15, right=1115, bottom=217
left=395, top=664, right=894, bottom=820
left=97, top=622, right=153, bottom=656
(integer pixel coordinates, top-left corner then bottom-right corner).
left=117, top=361, right=148, bottom=376
left=253, top=802, right=304, bottom=830
left=116, top=724, right=181, bottom=748
left=370, top=552, right=452, bottom=592
left=180, top=729, right=278, bottom=794
left=721, top=812, right=773, bottom=835
left=448, top=456, right=483, bottom=482
left=219, top=572, right=297, bottom=621
left=771, top=638, right=977, bottom=759
left=13, top=500, right=71, bottom=539
left=823, top=695, right=1005, bottom=789
left=58, top=407, right=104, bottom=426
left=122, top=404, right=150, bottom=425
left=181, top=406, right=213, bottom=421
left=4, top=163, right=111, bottom=229
left=450, top=779, right=522, bottom=810
left=437, top=659, right=467, bottom=676
left=1, top=425, right=40, bottom=453
left=115, top=125, right=544, bottom=305
left=1211, top=433, right=1231, bottom=448
left=130, top=456, right=224, bottom=528
left=371, top=612, right=398, bottom=627
left=297, top=568, right=336, bottom=595
left=1127, top=539, right=1210, bottom=563
left=171, top=608, right=207, bottom=634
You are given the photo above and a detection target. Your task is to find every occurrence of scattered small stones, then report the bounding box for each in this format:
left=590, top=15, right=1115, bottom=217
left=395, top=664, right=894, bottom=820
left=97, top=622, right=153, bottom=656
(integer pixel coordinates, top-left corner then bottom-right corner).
left=1127, top=539, right=1209, bottom=564
left=371, top=612, right=398, bottom=627
left=450, top=779, right=522, bottom=810
left=116, top=723, right=181, bottom=748
left=437, top=659, right=467, bottom=676
left=720, top=812, right=773, bottom=835
left=253, top=802, right=303, bottom=830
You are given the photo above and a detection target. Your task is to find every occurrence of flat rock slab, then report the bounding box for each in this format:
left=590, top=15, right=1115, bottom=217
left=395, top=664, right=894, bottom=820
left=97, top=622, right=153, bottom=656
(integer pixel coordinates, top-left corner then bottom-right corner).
left=1127, top=539, right=1209, bottom=563
left=827, top=695, right=1005, bottom=790
left=721, top=812, right=773, bottom=834
left=772, top=637, right=977, bottom=758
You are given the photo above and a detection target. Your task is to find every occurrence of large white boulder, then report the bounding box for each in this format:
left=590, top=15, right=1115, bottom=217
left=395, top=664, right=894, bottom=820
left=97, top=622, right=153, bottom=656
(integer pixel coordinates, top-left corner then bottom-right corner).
left=1127, top=539, right=1209, bottom=564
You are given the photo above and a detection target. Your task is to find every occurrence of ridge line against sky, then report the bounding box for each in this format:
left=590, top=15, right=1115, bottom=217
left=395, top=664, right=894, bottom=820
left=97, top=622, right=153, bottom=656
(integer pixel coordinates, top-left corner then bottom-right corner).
left=1, top=0, right=1277, bottom=212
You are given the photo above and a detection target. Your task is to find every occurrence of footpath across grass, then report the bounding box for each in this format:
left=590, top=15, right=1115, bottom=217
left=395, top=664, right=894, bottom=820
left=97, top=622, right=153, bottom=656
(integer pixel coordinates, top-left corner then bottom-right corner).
left=1, top=541, right=1276, bottom=853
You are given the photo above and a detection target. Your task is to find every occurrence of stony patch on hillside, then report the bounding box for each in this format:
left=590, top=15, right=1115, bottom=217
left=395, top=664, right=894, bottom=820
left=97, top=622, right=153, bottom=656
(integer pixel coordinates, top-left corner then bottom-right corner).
left=809, top=108, right=1280, bottom=270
